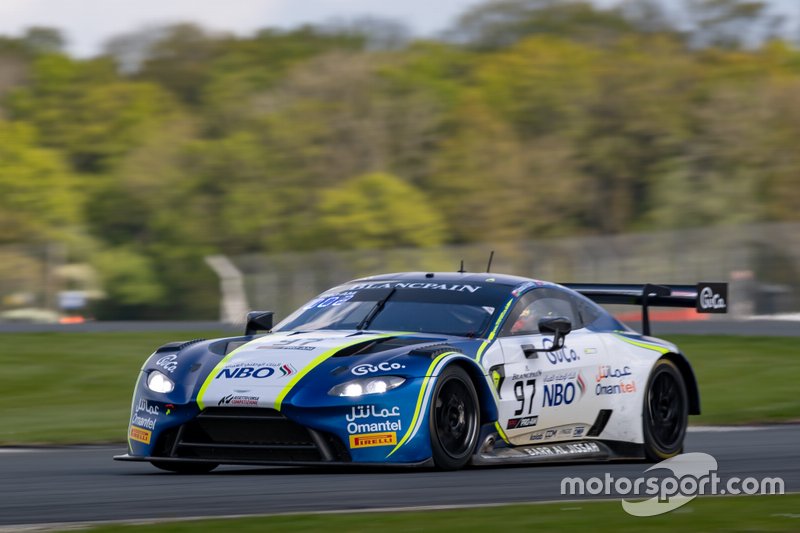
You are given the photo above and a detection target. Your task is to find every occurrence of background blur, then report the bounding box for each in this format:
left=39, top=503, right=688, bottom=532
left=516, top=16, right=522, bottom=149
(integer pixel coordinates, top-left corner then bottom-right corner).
left=1, top=0, right=799, bottom=323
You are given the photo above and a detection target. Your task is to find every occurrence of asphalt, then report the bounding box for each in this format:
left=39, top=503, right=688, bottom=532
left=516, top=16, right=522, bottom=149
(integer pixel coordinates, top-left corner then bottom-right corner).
left=0, top=426, right=797, bottom=528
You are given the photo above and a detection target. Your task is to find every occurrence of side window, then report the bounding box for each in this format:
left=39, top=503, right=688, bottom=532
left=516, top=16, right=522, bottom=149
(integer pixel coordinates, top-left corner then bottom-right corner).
left=500, top=288, right=580, bottom=337
left=573, top=293, right=603, bottom=328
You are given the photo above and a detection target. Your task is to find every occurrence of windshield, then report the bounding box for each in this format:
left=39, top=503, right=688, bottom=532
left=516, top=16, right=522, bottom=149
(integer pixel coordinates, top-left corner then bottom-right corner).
left=274, top=281, right=512, bottom=337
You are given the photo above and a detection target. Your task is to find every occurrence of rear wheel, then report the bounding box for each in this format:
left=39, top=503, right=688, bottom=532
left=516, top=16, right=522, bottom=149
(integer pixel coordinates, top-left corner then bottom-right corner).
left=429, top=366, right=480, bottom=470
left=150, top=461, right=218, bottom=474
left=643, top=359, right=688, bottom=461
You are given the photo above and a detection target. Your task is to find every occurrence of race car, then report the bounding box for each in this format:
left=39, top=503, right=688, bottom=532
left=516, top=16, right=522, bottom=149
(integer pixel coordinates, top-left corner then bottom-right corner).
left=114, top=272, right=727, bottom=472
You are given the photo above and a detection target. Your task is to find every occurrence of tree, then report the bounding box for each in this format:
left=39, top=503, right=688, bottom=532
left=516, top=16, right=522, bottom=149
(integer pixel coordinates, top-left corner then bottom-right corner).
left=22, top=27, right=66, bottom=54
left=198, top=50, right=447, bottom=252
left=136, top=24, right=224, bottom=105
left=448, top=0, right=637, bottom=49
left=316, top=172, right=447, bottom=249
left=473, top=36, right=600, bottom=138
left=198, top=27, right=365, bottom=134
left=92, top=247, right=164, bottom=307
left=682, top=0, right=782, bottom=48
left=571, top=35, right=699, bottom=232
left=103, top=26, right=171, bottom=74
left=0, top=120, right=79, bottom=243
left=318, top=16, right=410, bottom=51
left=7, top=53, right=178, bottom=173
left=617, top=0, right=683, bottom=35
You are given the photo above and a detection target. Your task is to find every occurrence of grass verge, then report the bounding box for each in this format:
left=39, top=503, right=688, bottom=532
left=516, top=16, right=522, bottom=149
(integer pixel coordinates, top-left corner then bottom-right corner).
left=0, top=332, right=797, bottom=444
left=664, top=335, right=800, bottom=425
left=0, top=331, right=225, bottom=444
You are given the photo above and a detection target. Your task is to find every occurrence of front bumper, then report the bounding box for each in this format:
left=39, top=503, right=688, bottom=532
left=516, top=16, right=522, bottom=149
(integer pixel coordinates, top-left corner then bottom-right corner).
left=113, top=453, right=434, bottom=468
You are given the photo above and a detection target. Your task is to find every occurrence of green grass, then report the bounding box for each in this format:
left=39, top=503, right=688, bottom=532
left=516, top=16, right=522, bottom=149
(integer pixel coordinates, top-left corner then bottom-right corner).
left=663, top=335, right=800, bottom=425
left=0, top=332, right=797, bottom=444
left=81, top=495, right=800, bottom=532
left=0, top=331, right=226, bottom=444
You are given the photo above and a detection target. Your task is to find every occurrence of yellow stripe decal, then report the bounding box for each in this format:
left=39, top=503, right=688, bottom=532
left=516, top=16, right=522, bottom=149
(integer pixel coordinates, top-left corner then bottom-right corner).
left=386, top=352, right=456, bottom=458
left=196, top=336, right=266, bottom=410
left=613, top=333, right=670, bottom=354
left=274, top=334, right=393, bottom=410
left=494, top=421, right=510, bottom=443
left=476, top=298, right=514, bottom=362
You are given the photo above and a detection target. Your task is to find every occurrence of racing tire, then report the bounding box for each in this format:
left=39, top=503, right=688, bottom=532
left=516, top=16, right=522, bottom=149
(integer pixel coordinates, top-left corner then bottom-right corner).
left=429, top=365, right=480, bottom=470
left=150, top=461, right=218, bottom=474
left=642, top=359, right=688, bottom=462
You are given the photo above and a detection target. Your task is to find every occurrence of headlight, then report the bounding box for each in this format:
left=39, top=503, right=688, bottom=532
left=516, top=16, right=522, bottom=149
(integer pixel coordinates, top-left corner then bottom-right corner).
left=328, top=376, right=405, bottom=397
left=146, top=370, right=175, bottom=393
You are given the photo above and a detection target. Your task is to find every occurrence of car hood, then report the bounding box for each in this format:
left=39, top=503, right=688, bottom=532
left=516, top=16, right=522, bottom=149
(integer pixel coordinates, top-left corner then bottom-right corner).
left=195, top=330, right=465, bottom=410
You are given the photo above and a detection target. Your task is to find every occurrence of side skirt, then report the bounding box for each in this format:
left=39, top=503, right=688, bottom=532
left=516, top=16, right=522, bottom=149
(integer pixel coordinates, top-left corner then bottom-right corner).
left=471, top=440, right=644, bottom=466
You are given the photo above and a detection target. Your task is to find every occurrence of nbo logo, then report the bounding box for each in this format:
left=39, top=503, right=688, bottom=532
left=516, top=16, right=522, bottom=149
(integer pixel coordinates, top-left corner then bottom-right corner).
left=542, top=382, right=576, bottom=407
left=216, top=366, right=274, bottom=379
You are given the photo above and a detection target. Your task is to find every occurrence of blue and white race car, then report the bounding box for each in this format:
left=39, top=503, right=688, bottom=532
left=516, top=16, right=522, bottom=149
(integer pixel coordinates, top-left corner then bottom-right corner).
left=115, top=272, right=727, bottom=472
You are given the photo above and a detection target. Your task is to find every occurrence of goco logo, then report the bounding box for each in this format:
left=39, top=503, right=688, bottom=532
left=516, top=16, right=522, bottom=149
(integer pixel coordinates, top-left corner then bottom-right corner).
left=351, top=362, right=406, bottom=376
left=155, top=354, right=178, bottom=373
left=699, top=287, right=726, bottom=310
left=546, top=348, right=580, bottom=365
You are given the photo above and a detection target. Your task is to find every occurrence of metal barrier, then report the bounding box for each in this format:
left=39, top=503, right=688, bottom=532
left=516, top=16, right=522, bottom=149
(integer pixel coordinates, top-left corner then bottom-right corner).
left=4, top=223, right=798, bottom=323
left=230, top=223, right=800, bottom=321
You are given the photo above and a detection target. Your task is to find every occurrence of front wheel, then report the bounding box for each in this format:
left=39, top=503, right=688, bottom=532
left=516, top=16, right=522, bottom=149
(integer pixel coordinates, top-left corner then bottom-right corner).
left=151, top=460, right=218, bottom=474
left=643, top=359, right=688, bottom=462
left=429, top=365, right=480, bottom=470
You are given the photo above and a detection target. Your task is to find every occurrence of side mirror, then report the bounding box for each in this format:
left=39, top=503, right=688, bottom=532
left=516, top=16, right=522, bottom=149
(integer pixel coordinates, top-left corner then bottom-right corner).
left=245, top=311, right=274, bottom=336
left=524, top=316, right=572, bottom=357
left=538, top=316, right=572, bottom=336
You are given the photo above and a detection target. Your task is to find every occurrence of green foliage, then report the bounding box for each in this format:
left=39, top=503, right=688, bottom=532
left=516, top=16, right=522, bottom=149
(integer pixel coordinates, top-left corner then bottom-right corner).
left=21, top=27, right=65, bottom=54
left=0, top=119, right=79, bottom=242
left=474, top=36, right=600, bottom=137
left=451, top=0, right=637, bottom=49
left=93, top=247, right=164, bottom=306
left=7, top=53, right=176, bottom=172
left=317, top=172, right=447, bottom=249
left=1, top=1, right=800, bottom=317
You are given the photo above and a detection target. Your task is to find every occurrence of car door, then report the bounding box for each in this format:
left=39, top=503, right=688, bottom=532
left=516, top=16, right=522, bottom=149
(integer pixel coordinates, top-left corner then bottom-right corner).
left=494, top=287, right=605, bottom=446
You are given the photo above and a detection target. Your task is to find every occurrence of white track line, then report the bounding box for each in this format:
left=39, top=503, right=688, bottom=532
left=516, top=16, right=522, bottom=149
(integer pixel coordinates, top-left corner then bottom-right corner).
left=0, top=449, right=44, bottom=454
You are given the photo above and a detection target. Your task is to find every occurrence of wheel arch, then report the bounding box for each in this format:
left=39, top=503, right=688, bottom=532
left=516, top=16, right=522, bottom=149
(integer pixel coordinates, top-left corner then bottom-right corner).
left=446, top=358, right=499, bottom=424
left=661, top=351, right=701, bottom=415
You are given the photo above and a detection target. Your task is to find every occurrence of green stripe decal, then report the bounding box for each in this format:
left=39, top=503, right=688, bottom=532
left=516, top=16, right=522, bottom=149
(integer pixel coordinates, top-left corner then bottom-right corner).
left=386, top=351, right=455, bottom=458
left=613, top=333, right=670, bottom=354
left=273, top=334, right=392, bottom=410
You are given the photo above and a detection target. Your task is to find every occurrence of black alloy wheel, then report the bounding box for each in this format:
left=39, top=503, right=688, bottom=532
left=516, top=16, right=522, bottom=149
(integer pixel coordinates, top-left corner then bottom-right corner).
left=643, top=359, right=688, bottom=461
left=429, top=365, right=480, bottom=470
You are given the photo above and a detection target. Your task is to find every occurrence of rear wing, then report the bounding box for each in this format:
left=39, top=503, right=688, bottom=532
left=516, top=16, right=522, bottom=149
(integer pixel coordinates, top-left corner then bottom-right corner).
left=562, top=282, right=728, bottom=336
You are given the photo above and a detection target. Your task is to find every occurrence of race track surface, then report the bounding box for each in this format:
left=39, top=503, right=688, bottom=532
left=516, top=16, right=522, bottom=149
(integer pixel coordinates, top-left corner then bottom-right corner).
left=1, top=426, right=798, bottom=528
